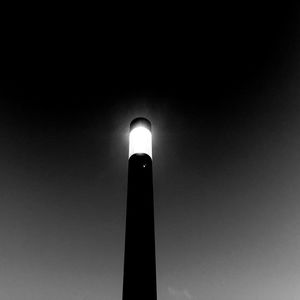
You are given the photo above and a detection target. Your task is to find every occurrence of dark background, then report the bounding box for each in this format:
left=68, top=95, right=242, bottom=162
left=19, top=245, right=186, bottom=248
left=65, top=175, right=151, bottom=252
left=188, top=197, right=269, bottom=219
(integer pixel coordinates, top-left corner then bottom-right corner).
left=0, top=4, right=300, bottom=299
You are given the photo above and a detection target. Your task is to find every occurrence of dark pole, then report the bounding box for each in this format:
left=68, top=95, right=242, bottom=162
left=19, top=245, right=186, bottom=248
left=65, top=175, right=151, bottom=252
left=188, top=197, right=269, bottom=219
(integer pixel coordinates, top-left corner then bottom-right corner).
left=122, top=118, right=157, bottom=300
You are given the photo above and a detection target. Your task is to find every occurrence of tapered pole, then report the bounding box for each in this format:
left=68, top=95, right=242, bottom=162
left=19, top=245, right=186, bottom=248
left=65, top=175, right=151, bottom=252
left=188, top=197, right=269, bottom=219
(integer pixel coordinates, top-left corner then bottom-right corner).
left=122, top=118, right=157, bottom=300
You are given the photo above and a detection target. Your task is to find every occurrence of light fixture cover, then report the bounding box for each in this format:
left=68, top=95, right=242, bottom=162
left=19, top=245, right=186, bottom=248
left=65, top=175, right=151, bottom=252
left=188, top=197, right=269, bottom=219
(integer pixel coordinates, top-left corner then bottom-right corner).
left=129, top=118, right=152, bottom=159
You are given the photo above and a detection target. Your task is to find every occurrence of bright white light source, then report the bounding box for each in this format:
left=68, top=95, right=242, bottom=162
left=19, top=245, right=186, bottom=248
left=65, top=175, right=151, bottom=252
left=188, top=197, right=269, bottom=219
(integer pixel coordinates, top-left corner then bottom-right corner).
left=129, top=126, right=152, bottom=159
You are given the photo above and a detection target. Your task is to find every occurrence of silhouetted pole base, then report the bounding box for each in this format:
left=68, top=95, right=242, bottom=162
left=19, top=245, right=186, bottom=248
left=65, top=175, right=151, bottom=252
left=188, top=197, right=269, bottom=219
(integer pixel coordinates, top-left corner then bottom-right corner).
left=122, top=153, right=157, bottom=300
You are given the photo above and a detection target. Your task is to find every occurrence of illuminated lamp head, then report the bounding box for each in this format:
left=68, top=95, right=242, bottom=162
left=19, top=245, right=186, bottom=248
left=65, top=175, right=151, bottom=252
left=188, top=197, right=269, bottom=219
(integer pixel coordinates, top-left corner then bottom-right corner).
left=129, top=117, right=152, bottom=159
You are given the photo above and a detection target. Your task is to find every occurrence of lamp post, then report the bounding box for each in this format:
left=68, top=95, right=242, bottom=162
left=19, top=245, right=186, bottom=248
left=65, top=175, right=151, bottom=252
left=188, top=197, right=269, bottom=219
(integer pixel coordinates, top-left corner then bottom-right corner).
left=122, top=117, right=157, bottom=300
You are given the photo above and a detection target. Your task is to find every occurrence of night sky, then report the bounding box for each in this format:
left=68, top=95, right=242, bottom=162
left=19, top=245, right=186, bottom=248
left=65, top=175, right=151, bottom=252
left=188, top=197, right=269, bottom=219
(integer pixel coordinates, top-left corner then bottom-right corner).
left=1, top=5, right=300, bottom=299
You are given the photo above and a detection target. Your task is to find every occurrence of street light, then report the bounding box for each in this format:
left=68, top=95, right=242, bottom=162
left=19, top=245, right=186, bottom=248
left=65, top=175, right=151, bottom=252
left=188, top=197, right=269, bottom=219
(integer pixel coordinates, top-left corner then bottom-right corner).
left=122, top=117, right=157, bottom=300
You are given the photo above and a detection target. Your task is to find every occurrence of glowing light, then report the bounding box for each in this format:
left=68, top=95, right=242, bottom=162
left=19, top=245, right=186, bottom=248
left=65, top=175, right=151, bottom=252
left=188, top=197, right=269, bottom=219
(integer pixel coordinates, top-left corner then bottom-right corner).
left=129, top=126, right=152, bottom=159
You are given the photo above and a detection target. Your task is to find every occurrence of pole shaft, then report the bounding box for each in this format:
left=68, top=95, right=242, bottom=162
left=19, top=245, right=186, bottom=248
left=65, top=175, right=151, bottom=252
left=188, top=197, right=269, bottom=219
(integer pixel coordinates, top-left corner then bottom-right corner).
left=122, top=153, right=157, bottom=300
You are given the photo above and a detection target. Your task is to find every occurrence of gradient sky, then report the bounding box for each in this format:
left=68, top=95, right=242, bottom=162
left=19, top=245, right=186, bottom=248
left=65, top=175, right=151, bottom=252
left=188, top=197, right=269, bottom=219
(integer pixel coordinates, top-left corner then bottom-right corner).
left=1, top=5, right=300, bottom=300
